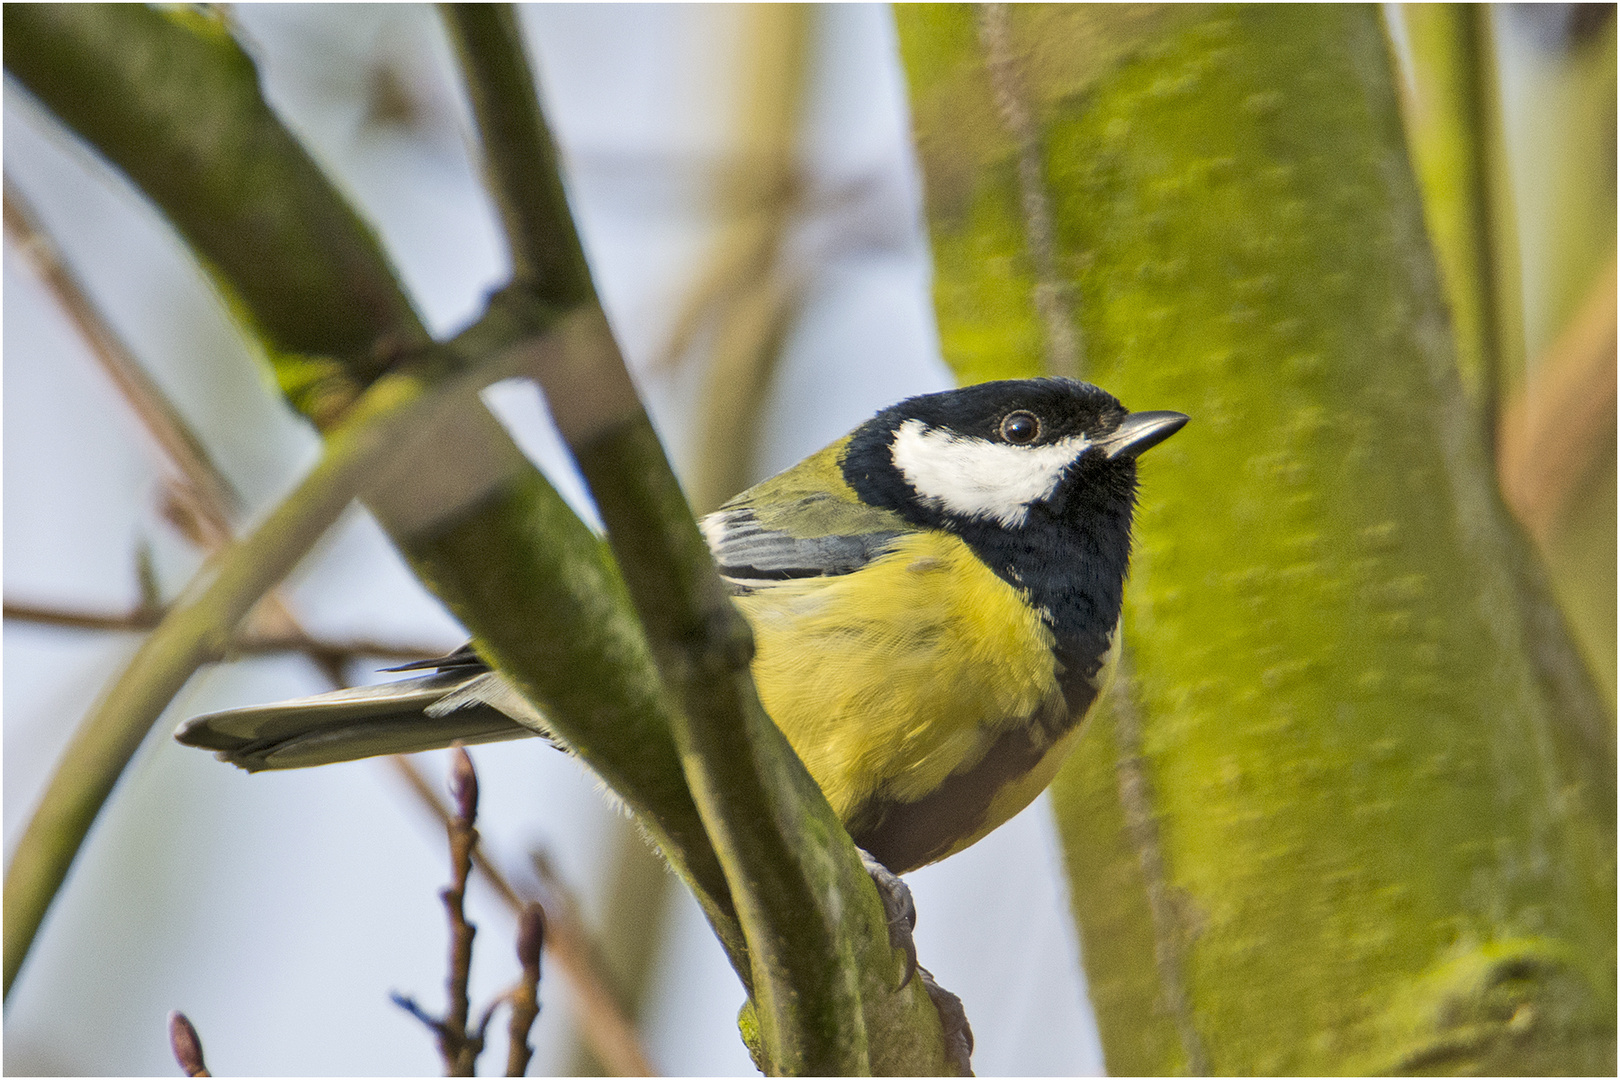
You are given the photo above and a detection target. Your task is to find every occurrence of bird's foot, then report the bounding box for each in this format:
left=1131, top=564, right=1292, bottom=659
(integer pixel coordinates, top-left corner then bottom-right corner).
left=918, top=966, right=974, bottom=1076
left=855, top=849, right=973, bottom=1074
left=859, top=848, right=918, bottom=990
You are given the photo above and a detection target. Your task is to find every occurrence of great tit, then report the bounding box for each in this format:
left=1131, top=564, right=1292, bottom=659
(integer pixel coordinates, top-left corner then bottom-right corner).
left=177, top=378, right=1185, bottom=875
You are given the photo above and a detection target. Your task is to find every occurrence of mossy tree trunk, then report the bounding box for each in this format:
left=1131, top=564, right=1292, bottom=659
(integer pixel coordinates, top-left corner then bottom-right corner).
left=896, top=5, right=1615, bottom=1073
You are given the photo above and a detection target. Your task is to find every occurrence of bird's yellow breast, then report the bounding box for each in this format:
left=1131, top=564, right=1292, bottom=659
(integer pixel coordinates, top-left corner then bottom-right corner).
left=735, top=530, right=1064, bottom=828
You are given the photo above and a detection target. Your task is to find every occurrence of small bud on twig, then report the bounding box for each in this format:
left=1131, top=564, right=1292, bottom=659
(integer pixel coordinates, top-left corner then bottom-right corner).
left=450, top=744, right=479, bottom=824
left=168, top=1011, right=210, bottom=1077
left=506, top=903, right=546, bottom=1076
left=517, top=902, right=546, bottom=974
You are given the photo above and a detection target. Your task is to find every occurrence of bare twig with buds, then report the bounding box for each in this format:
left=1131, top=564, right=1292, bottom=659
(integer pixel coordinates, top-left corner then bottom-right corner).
left=394, top=748, right=565, bottom=1077
left=393, top=746, right=488, bottom=1076
left=443, top=746, right=482, bottom=1075
left=387, top=758, right=657, bottom=1076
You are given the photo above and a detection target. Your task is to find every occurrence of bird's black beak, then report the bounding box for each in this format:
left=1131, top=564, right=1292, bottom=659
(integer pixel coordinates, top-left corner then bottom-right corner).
left=1100, top=410, right=1189, bottom=460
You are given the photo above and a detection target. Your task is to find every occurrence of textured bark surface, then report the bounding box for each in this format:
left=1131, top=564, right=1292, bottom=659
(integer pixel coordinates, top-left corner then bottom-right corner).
left=896, top=5, right=1615, bottom=1073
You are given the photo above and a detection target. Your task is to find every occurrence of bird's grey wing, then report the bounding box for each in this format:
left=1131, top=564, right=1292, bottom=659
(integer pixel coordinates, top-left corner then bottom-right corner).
left=700, top=493, right=911, bottom=588
left=174, top=669, right=545, bottom=772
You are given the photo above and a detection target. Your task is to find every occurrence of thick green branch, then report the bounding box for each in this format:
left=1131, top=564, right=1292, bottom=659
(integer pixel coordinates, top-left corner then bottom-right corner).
left=441, top=8, right=963, bottom=1072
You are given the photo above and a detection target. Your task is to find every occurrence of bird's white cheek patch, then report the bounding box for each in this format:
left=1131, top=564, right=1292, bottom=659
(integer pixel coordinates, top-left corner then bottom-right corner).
left=890, top=419, right=1090, bottom=527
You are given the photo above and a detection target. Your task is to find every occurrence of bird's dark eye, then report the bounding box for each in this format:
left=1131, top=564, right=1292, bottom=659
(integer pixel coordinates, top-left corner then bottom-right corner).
left=999, top=410, right=1040, bottom=444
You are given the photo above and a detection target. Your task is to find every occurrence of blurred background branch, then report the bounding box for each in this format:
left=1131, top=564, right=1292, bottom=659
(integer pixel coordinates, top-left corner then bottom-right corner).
left=673, top=5, right=814, bottom=516
left=1392, top=4, right=1517, bottom=448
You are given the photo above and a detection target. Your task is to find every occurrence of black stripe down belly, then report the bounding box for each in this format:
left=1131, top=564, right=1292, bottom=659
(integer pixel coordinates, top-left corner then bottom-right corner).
left=847, top=671, right=1100, bottom=875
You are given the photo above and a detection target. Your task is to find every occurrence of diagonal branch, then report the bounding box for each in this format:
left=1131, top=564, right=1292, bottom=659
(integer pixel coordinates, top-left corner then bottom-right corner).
left=443, top=3, right=855, bottom=1064
left=4, top=179, right=240, bottom=546
left=439, top=8, right=964, bottom=1073
left=3, top=349, right=480, bottom=997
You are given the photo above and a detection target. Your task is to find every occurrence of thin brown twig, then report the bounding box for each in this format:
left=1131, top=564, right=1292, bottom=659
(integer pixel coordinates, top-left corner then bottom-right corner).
left=167, top=1011, right=211, bottom=1077
left=4, top=599, right=448, bottom=666
left=442, top=745, right=482, bottom=1076
left=386, top=756, right=658, bottom=1077
left=4, top=178, right=240, bottom=546
left=5, top=174, right=305, bottom=646
left=507, top=903, right=545, bottom=1077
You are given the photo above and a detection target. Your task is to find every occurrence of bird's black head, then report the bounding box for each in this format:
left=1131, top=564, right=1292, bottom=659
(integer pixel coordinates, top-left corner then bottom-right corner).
left=842, top=378, right=1184, bottom=535
left=842, top=378, right=1186, bottom=688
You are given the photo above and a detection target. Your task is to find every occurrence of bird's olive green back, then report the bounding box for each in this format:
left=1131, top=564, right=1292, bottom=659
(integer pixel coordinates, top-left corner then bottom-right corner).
left=719, top=437, right=916, bottom=541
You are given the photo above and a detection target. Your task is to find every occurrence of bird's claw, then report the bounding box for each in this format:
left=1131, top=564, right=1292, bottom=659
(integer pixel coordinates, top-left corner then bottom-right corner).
left=856, top=849, right=973, bottom=1074
left=919, top=966, right=974, bottom=1076
left=859, top=848, right=918, bottom=990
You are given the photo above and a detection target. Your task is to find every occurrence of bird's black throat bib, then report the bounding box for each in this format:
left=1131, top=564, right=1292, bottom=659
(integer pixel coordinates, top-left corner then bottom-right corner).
left=843, top=424, right=1139, bottom=717
left=950, top=457, right=1136, bottom=713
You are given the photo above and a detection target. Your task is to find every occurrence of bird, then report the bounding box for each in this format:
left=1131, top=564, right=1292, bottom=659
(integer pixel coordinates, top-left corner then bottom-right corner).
left=177, top=378, right=1186, bottom=877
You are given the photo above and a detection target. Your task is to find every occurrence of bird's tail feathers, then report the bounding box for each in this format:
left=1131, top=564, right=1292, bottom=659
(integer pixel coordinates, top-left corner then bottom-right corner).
left=174, top=671, right=543, bottom=772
